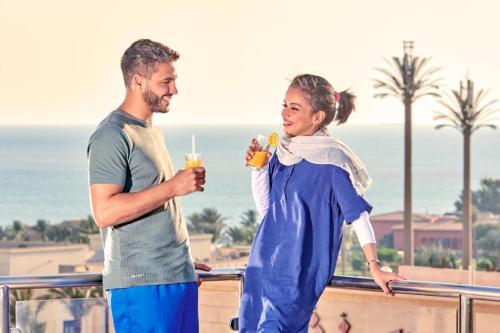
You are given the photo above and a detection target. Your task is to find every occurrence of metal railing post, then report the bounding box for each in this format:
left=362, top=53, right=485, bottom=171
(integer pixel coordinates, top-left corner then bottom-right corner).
left=238, top=275, right=244, bottom=304
left=0, top=285, right=10, bottom=333
left=458, top=294, right=473, bottom=333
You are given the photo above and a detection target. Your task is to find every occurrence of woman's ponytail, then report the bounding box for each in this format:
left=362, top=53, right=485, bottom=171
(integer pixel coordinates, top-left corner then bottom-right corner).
left=335, top=90, right=356, bottom=125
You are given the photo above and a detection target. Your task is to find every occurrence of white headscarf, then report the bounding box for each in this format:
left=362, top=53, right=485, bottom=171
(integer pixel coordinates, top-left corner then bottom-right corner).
left=276, top=128, right=372, bottom=195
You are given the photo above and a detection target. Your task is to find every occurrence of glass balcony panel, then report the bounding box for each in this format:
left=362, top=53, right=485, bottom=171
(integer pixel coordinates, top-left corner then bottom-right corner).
left=311, top=288, right=457, bottom=333
left=198, top=281, right=240, bottom=333
left=15, top=297, right=111, bottom=333
left=473, top=299, right=500, bottom=333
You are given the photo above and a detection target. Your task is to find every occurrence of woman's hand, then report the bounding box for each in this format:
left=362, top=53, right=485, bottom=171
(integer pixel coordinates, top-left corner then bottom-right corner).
left=245, top=139, right=260, bottom=162
left=245, top=139, right=271, bottom=164
left=369, top=263, right=406, bottom=296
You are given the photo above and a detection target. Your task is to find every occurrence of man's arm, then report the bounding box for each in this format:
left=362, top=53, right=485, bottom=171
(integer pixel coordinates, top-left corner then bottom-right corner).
left=90, top=167, right=205, bottom=228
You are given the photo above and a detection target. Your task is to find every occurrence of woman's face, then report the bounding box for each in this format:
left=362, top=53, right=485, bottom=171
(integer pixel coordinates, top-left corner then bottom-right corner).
left=282, top=87, right=324, bottom=137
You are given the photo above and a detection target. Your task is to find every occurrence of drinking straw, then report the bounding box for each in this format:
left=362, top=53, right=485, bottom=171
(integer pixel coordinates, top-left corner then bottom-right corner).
left=192, top=134, right=196, bottom=156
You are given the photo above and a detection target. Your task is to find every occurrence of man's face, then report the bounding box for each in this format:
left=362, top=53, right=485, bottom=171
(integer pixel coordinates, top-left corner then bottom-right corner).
left=142, top=62, right=178, bottom=114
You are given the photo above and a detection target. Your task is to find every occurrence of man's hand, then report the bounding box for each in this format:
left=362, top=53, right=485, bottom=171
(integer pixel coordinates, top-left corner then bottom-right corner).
left=170, top=167, right=206, bottom=196
left=195, top=262, right=212, bottom=287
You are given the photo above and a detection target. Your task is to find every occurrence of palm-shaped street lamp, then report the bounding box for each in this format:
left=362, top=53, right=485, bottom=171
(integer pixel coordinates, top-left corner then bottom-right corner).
left=374, top=41, right=442, bottom=265
left=434, top=76, right=499, bottom=269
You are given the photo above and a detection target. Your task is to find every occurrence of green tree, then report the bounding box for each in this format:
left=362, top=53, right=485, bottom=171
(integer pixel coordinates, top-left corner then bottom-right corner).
left=44, top=222, right=88, bottom=244
left=475, top=178, right=500, bottom=213
left=44, top=224, right=72, bottom=242
left=240, top=210, right=258, bottom=228
left=79, top=215, right=100, bottom=235
left=454, top=190, right=479, bottom=216
left=475, top=223, right=499, bottom=240
left=373, top=41, right=442, bottom=265
left=415, top=245, right=458, bottom=268
left=434, top=77, right=499, bottom=269
left=477, top=229, right=500, bottom=259
left=13, top=220, right=29, bottom=241
left=240, top=210, right=259, bottom=244
left=477, top=258, right=494, bottom=271
left=13, top=220, right=22, bottom=233
left=33, top=219, right=49, bottom=233
left=351, top=255, right=364, bottom=272
left=225, top=226, right=247, bottom=244
left=456, top=178, right=500, bottom=214
left=223, top=210, right=260, bottom=245
left=187, top=208, right=227, bottom=242
left=474, top=224, right=500, bottom=270
left=378, top=234, right=394, bottom=248
left=377, top=247, right=401, bottom=263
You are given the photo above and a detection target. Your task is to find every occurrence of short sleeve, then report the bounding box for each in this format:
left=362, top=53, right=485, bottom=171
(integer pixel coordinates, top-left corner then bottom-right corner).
left=332, top=167, right=372, bottom=224
left=87, top=125, right=130, bottom=186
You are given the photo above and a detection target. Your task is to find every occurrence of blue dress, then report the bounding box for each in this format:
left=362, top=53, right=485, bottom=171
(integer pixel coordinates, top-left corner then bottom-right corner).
left=239, top=155, right=372, bottom=332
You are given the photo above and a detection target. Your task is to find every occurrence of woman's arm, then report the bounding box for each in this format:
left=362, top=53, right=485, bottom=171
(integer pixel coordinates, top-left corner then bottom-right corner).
left=246, top=138, right=272, bottom=216
left=251, top=165, right=270, bottom=216
left=351, top=212, right=406, bottom=296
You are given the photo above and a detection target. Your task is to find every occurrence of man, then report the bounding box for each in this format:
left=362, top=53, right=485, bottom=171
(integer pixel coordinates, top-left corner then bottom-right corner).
left=87, top=39, right=210, bottom=333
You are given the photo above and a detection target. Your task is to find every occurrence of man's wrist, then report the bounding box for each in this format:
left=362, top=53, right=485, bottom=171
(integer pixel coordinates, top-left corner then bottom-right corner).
left=160, top=179, right=178, bottom=200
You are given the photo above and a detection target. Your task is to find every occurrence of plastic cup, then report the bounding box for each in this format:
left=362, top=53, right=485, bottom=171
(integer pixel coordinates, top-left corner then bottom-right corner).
left=246, top=135, right=270, bottom=170
left=185, top=153, right=202, bottom=169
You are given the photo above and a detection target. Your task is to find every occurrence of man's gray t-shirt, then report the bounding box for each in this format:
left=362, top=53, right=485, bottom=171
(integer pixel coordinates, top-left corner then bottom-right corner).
left=87, top=109, right=195, bottom=289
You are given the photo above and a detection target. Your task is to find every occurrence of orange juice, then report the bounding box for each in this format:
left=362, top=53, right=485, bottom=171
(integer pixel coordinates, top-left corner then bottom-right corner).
left=246, top=151, right=268, bottom=169
left=185, top=159, right=203, bottom=169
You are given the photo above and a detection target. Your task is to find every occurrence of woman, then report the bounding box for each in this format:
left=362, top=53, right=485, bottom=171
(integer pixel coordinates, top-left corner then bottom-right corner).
left=239, top=74, right=405, bottom=332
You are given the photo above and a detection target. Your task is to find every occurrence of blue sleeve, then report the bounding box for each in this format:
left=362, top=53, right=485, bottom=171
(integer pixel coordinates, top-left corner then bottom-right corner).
left=267, top=153, right=278, bottom=186
left=332, top=167, right=372, bottom=224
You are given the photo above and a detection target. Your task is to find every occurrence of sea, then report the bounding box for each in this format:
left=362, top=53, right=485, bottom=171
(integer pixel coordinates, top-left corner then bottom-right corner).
left=1, top=125, right=499, bottom=228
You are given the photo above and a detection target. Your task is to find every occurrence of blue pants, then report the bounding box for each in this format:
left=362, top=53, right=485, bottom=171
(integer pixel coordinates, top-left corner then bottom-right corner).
left=108, top=282, right=199, bottom=333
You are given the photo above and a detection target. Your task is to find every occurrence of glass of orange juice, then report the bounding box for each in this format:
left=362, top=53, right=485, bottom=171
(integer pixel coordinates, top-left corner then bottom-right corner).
left=246, top=132, right=279, bottom=170
left=185, top=153, right=202, bottom=169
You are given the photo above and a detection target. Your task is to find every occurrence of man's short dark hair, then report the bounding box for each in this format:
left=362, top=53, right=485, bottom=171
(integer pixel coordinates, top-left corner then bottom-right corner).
left=121, top=39, right=179, bottom=87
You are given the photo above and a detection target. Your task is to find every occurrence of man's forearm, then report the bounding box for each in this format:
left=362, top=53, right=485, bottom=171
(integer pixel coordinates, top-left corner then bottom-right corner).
left=93, top=181, right=176, bottom=228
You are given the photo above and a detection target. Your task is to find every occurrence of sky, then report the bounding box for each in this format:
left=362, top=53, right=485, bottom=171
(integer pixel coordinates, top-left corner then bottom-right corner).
left=1, top=0, right=500, bottom=126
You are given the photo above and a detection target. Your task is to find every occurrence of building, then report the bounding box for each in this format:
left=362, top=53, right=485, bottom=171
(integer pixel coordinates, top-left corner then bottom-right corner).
left=189, top=233, right=213, bottom=262
left=0, top=241, right=89, bottom=276
left=392, top=221, right=463, bottom=250
left=370, top=211, right=460, bottom=250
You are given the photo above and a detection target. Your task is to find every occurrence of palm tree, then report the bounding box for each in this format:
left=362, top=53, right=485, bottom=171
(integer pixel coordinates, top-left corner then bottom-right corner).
left=226, top=226, right=246, bottom=244
left=187, top=208, right=228, bottom=242
left=240, top=210, right=258, bottom=228
left=434, top=76, right=499, bottom=269
left=373, top=41, right=442, bottom=265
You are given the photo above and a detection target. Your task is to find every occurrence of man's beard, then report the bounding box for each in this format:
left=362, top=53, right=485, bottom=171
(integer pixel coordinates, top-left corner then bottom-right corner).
left=143, top=88, right=170, bottom=114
